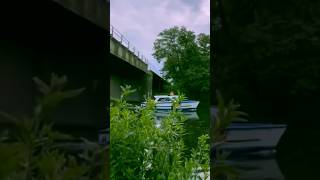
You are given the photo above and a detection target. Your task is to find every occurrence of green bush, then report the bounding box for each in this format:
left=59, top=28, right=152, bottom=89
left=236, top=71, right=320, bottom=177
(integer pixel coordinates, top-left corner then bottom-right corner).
left=0, top=74, right=108, bottom=180
left=110, top=85, right=209, bottom=180
left=210, top=91, right=248, bottom=180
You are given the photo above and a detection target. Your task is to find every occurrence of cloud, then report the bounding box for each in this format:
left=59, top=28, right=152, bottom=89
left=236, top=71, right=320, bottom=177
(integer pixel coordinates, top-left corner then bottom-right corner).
left=111, top=0, right=210, bottom=76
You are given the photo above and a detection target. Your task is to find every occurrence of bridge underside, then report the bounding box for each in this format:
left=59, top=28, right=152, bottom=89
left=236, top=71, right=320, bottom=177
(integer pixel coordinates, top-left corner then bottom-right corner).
left=152, top=72, right=167, bottom=95
left=51, top=0, right=108, bottom=30
left=0, top=1, right=108, bottom=136
left=110, top=54, right=151, bottom=102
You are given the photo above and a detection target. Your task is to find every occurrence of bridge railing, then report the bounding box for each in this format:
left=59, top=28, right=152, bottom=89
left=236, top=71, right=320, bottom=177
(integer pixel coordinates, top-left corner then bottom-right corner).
left=110, top=25, right=148, bottom=65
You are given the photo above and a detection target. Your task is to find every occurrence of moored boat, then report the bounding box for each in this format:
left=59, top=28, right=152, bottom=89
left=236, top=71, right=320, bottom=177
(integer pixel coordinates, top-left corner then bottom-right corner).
left=210, top=106, right=287, bottom=153
left=154, top=111, right=199, bottom=120
left=219, top=123, right=287, bottom=152
left=141, top=95, right=200, bottom=111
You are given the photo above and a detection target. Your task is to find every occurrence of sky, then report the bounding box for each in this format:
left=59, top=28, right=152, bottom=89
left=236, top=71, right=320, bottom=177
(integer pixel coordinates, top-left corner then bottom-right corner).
left=110, top=0, right=210, bottom=77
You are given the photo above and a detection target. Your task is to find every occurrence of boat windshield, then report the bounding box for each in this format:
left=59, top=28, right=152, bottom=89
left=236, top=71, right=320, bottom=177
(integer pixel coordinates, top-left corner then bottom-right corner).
left=157, top=97, right=172, bottom=102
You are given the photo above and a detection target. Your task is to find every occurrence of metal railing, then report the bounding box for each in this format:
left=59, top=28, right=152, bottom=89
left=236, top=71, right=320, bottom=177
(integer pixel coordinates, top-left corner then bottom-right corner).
left=110, top=25, right=148, bottom=65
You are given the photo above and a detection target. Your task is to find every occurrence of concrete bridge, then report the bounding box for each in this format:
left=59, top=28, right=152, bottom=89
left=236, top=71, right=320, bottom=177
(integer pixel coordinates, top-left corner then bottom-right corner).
left=0, top=0, right=165, bottom=132
left=52, top=0, right=166, bottom=101
left=110, top=25, right=166, bottom=102
left=49, top=0, right=162, bottom=101
left=0, top=0, right=110, bottom=136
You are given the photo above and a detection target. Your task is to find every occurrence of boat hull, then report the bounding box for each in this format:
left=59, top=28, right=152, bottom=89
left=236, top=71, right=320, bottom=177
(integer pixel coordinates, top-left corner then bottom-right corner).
left=155, top=101, right=199, bottom=111
left=154, top=111, right=199, bottom=120
left=217, top=123, right=287, bottom=152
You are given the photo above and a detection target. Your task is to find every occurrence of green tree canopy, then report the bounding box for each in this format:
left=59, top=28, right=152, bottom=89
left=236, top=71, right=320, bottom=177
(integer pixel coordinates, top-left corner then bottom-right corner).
left=153, top=26, right=210, bottom=98
left=212, top=0, right=320, bottom=124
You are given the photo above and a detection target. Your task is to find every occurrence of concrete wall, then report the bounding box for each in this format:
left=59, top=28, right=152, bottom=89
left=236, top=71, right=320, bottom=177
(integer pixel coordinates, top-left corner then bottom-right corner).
left=110, top=54, right=151, bottom=102
left=0, top=1, right=108, bottom=138
left=110, top=75, right=122, bottom=99
left=152, top=72, right=167, bottom=95
left=51, top=0, right=108, bottom=30
left=110, top=74, right=146, bottom=102
left=110, top=37, right=148, bottom=72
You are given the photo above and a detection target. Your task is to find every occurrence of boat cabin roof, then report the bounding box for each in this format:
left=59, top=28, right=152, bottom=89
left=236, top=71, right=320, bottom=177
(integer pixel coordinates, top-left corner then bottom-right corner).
left=154, top=95, right=178, bottom=99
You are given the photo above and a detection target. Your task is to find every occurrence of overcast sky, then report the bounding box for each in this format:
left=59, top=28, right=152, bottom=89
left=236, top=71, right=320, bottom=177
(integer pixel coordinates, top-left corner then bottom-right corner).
left=110, top=0, right=210, bottom=77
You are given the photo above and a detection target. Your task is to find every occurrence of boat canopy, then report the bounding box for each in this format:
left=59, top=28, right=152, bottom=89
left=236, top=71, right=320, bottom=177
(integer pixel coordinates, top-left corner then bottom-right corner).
left=154, top=95, right=179, bottom=99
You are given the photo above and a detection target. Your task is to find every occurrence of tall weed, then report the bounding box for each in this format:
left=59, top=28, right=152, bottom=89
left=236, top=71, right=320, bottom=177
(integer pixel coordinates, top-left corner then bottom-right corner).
left=0, top=74, right=108, bottom=180
left=110, top=85, right=209, bottom=179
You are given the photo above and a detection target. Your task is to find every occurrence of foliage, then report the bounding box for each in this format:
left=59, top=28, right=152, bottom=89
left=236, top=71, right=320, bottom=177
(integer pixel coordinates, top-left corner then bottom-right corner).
left=0, top=74, right=108, bottom=180
left=211, top=91, right=248, bottom=144
left=211, top=91, right=248, bottom=180
left=153, top=26, right=210, bottom=97
left=110, top=86, right=210, bottom=179
left=212, top=0, right=320, bottom=124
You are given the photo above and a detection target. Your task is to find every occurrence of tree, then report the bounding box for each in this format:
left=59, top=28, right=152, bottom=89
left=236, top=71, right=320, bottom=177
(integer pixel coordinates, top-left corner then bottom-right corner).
left=212, top=0, right=320, bottom=125
left=153, top=26, right=210, bottom=98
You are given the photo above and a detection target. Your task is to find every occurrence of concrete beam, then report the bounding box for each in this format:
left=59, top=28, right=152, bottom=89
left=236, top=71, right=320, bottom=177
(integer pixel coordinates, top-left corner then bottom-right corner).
left=110, top=36, right=148, bottom=72
left=110, top=53, right=151, bottom=102
left=51, top=0, right=108, bottom=30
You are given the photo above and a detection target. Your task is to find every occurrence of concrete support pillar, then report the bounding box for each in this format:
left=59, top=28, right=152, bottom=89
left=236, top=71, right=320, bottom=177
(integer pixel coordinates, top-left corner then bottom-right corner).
left=146, top=71, right=153, bottom=97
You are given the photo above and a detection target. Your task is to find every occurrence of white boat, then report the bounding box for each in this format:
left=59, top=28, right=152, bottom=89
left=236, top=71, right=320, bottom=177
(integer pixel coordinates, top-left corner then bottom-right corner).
left=154, top=111, right=199, bottom=120
left=141, top=95, right=200, bottom=111
left=154, top=111, right=199, bottom=128
left=219, top=123, right=287, bottom=152
left=210, top=107, right=287, bottom=152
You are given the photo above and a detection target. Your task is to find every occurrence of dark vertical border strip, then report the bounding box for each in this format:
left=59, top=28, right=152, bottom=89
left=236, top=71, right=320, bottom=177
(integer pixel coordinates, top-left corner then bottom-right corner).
left=106, top=0, right=110, bottom=178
